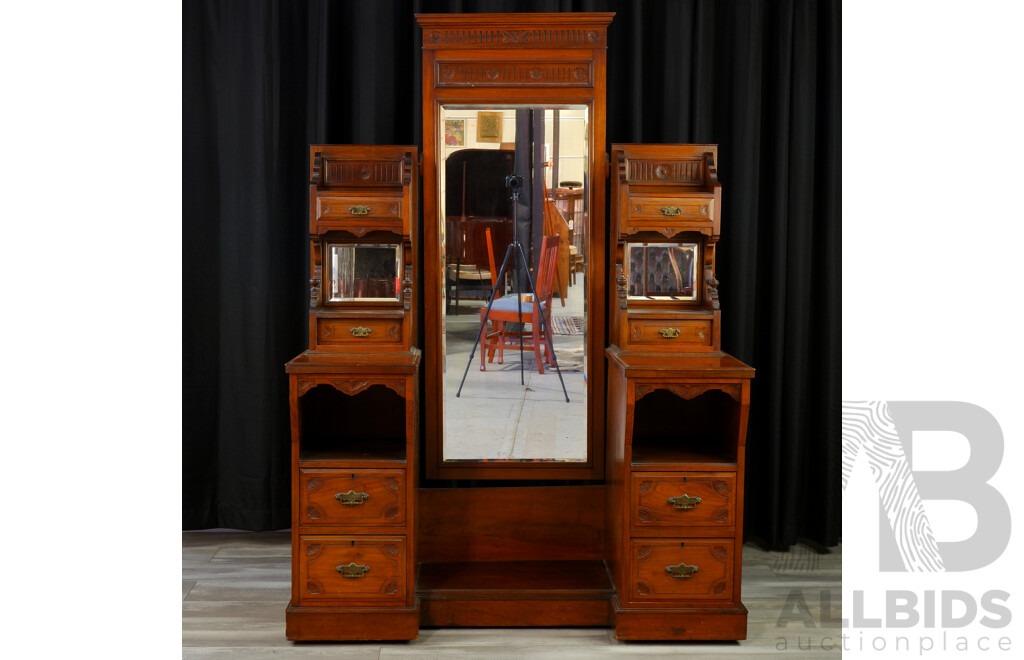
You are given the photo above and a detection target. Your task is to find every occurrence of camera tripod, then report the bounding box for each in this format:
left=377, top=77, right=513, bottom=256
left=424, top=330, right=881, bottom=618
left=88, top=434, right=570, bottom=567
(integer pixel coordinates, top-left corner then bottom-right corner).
left=456, top=186, right=570, bottom=403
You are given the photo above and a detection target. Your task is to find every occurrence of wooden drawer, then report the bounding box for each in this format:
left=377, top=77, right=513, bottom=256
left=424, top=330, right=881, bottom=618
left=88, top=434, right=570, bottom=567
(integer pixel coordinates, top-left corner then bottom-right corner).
left=623, top=196, right=713, bottom=235
left=299, top=469, right=406, bottom=527
left=627, top=318, right=712, bottom=348
left=298, top=536, right=407, bottom=606
left=629, top=539, right=735, bottom=604
left=314, top=195, right=405, bottom=234
left=317, top=317, right=403, bottom=346
left=632, top=473, right=736, bottom=530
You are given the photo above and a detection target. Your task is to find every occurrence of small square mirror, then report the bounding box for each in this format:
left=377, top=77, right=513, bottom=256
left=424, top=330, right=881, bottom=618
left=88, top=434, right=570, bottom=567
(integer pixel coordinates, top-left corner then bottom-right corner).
left=626, top=242, right=698, bottom=300
left=326, top=243, right=402, bottom=302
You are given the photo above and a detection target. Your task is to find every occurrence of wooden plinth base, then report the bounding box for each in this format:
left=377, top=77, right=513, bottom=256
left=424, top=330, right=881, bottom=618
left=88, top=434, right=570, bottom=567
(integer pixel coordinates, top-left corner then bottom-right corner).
left=418, top=560, right=613, bottom=627
left=611, top=597, right=748, bottom=640
left=285, top=601, right=420, bottom=641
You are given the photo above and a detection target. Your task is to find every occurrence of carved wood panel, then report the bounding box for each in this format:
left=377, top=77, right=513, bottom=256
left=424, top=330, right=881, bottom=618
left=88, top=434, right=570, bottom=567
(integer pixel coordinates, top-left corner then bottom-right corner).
left=424, top=28, right=605, bottom=48
left=634, top=382, right=741, bottom=403
left=435, top=60, right=592, bottom=86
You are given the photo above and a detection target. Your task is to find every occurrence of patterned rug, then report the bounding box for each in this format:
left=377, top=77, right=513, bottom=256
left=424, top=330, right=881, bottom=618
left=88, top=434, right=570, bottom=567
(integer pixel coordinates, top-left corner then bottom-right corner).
left=550, top=315, right=584, bottom=335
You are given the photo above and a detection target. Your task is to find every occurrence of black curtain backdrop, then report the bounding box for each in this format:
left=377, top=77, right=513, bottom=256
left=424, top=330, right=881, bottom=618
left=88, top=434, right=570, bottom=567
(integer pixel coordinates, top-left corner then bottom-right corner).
left=183, top=0, right=840, bottom=550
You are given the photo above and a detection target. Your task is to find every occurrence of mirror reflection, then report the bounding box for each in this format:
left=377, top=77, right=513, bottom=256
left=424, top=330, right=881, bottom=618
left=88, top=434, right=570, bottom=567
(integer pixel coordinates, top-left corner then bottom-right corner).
left=626, top=242, right=697, bottom=300
left=439, top=105, right=589, bottom=462
left=326, top=243, right=402, bottom=302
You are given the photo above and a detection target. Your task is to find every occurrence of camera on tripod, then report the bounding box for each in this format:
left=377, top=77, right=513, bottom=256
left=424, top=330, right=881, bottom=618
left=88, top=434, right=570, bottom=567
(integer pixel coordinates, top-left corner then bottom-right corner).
left=505, top=174, right=524, bottom=192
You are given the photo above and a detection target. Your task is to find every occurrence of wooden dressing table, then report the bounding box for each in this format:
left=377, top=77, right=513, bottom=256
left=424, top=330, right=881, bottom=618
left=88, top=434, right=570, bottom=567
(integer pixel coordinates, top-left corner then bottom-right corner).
left=285, top=13, right=753, bottom=642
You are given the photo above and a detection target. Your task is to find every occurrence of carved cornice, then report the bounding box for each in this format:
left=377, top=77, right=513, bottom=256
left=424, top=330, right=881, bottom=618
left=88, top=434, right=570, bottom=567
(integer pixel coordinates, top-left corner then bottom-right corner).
left=634, top=383, right=741, bottom=402
left=422, top=26, right=607, bottom=49
left=435, top=60, right=592, bottom=87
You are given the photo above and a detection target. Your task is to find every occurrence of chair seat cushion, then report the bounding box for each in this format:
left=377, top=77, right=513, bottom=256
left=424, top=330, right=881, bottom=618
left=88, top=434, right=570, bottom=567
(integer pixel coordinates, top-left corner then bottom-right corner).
left=490, top=294, right=546, bottom=314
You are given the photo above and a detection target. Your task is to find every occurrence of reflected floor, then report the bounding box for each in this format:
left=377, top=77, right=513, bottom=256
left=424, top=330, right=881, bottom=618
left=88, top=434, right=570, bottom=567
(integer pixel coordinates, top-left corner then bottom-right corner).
left=443, top=282, right=587, bottom=461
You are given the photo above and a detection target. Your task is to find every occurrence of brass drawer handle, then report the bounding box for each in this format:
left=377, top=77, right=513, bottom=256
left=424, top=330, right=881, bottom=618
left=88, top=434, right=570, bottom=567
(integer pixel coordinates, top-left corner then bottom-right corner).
left=350, top=327, right=372, bottom=337
left=666, top=562, right=699, bottom=579
left=668, top=494, right=702, bottom=510
left=336, top=563, right=370, bottom=579
left=349, top=205, right=371, bottom=215
left=661, top=205, right=682, bottom=216
left=334, top=490, right=369, bottom=506
left=659, top=328, right=680, bottom=338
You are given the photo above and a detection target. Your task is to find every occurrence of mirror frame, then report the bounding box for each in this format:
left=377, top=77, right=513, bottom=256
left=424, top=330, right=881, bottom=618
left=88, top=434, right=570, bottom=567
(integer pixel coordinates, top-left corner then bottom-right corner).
left=417, top=13, right=613, bottom=480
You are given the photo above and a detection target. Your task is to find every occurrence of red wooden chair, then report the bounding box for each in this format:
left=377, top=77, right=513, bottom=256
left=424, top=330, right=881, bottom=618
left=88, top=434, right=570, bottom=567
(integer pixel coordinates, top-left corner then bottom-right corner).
left=479, top=234, right=560, bottom=374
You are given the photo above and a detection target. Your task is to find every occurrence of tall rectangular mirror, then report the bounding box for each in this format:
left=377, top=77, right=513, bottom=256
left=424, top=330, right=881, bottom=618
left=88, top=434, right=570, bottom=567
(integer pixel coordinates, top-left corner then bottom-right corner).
left=439, top=105, right=589, bottom=462
left=418, top=12, right=611, bottom=480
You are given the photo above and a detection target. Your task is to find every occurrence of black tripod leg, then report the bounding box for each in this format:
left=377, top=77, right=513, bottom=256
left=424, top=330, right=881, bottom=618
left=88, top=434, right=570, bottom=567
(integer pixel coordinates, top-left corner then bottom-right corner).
left=514, top=244, right=571, bottom=403
left=455, top=241, right=516, bottom=397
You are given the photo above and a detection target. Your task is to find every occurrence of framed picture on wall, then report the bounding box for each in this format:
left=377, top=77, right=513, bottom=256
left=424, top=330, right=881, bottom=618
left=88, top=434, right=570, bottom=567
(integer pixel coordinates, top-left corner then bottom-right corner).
left=476, top=111, right=502, bottom=143
left=444, top=119, right=465, bottom=146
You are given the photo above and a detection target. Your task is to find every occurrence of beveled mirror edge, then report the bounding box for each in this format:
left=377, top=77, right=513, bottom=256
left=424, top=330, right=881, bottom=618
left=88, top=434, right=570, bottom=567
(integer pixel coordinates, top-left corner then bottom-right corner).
left=418, top=13, right=612, bottom=480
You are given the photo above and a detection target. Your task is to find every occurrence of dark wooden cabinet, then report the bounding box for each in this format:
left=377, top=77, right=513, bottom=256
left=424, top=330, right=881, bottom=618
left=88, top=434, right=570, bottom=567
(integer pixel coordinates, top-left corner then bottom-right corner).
left=605, top=143, right=753, bottom=640
left=285, top=15, right=752, bottom=643
left=286, top=146, right=421, bottom=641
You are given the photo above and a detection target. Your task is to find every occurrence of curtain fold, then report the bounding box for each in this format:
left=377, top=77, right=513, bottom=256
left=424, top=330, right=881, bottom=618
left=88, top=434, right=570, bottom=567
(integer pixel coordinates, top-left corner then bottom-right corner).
left=183, top=0, right=841, bottom=548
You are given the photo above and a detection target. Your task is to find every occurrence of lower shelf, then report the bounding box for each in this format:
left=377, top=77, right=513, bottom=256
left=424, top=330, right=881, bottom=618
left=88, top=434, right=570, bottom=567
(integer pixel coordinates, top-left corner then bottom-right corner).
left=417, top=560, right=613, bottom=627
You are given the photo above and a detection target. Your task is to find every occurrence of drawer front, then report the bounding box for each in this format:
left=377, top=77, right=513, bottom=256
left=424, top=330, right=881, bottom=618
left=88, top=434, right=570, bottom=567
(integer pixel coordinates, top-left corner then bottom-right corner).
left=300, top=469, right=406, bottom=526
left=314, top=195, right=405, bottom=234
left=628, top=319, right=712, bottom=348
left=317, top=317, right=403, bottom=346
left=623, top=196, right=713, bottom=235
left=632, top=473, right=736, bottom=529
left=298, top=536, right=407, bottom=606
left=629, top=539, right=734, bottom=603
left=317, top=196, right=403, bottom=221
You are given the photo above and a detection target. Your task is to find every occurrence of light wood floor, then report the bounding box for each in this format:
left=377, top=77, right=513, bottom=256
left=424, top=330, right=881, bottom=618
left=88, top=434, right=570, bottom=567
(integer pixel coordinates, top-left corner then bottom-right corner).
left=183, top=531, right=842, bottom=658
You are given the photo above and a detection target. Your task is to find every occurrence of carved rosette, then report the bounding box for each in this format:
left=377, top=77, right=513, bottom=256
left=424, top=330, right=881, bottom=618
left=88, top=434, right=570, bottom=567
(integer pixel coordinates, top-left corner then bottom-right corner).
left=711, top=546, right=728, bottom=562
left=382, top=544, right=400, bottom=559
left=713, top=507, right=729, bottom=523
left=712, top=480, right=730, bottom=496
